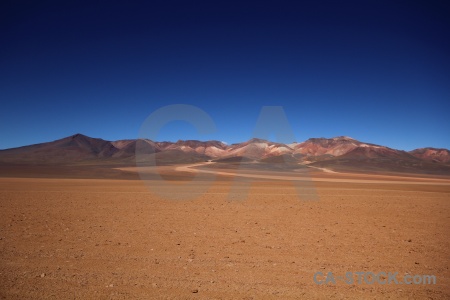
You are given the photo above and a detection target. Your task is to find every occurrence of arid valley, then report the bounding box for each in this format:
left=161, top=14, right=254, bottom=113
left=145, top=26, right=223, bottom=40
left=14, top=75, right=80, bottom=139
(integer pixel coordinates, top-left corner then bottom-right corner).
left=3, top=1, right=450, bottom=298
left=1, top=157, right=449, bottom=299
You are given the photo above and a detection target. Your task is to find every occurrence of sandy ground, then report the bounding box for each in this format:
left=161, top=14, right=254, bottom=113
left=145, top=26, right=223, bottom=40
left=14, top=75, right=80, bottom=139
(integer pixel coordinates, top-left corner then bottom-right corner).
left=121, top=163, right=450, bottom=185
left=0, top=168, right=449, bottom=299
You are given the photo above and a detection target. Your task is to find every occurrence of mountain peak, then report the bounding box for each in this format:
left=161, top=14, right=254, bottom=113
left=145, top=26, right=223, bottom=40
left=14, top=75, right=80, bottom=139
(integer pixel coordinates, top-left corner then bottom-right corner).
left=332, top=136, right=356, bottom=141
left=413, top=147, right=448, bottom=151
left=305, top=136, right=358, bottom=143
left=71, top=133, right=88, bottom=140
left=246, top=138, right=269, bottom=143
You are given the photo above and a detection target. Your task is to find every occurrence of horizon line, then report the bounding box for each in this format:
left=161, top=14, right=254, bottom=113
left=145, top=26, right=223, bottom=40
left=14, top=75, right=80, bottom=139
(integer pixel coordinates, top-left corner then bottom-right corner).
left=1, top=132, right=448, bottom=153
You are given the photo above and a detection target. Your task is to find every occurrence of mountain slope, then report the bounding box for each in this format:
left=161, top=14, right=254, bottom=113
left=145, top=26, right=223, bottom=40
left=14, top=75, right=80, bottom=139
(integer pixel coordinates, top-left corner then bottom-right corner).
left=291, top=136, right=361, bottom=157
left=0, top=134, right=118, bottom=164
left=409, top=148, right=450, bottom=164
left=0, top=134, right=449, bottom=175
left=309, top=144, right=450, bottom=174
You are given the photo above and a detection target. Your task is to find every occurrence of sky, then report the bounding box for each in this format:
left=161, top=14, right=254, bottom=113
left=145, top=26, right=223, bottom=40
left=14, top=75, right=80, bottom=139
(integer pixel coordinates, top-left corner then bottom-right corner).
left=1, top=0, right=449, bottom=151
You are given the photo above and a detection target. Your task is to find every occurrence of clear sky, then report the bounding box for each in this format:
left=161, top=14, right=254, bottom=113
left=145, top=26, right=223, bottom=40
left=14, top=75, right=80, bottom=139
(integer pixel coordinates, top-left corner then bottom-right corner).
left=1, top=1, right=449, bottom=151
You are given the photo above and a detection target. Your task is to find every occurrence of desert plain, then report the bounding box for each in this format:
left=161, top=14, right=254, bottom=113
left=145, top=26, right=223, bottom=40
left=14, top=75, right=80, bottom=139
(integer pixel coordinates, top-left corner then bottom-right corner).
left=0, top=165, right=449, bottom=299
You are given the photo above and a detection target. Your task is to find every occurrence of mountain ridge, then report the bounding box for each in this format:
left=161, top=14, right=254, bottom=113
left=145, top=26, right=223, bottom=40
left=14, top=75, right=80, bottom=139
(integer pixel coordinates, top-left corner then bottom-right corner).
left=0, top=134, right=449, bottom=175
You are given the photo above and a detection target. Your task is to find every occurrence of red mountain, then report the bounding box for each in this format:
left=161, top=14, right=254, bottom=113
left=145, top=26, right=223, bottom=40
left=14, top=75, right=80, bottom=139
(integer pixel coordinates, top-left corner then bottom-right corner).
left=0, top=134, right=118, bottom=164
left=0, top=134, right=449, bottom=175
left=409, top=148, right=450, bottom=164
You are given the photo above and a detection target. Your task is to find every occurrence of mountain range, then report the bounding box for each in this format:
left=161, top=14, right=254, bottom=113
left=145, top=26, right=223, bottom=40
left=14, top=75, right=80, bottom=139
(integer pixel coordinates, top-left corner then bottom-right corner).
left=0, top=134, right=449, bottom=175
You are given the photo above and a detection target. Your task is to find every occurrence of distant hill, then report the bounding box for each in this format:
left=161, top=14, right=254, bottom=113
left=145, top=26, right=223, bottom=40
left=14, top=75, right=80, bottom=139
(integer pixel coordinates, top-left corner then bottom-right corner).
left=0, top=133, right=449, bottom=175
left=409, top=148, right=450, bottom=164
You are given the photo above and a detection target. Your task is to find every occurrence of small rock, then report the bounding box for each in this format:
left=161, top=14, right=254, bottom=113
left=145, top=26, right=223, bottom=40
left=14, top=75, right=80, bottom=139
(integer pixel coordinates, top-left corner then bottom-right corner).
left=407, top=239, right=412, bottom=242
left=191, top=289, right=199, bottom=293
left=40, top=273, right=45, bottom=278
left=109, top=284, right=114, bottom=287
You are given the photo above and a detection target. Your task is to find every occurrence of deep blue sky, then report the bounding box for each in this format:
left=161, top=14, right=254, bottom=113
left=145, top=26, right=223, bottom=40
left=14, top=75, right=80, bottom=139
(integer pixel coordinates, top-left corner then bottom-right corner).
left=1, top=0, right=449, bottom=150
